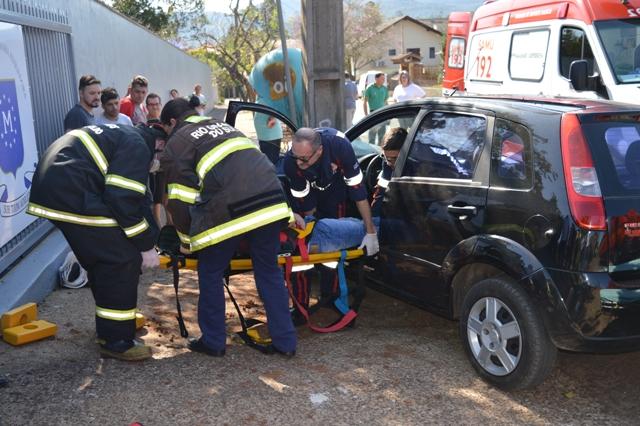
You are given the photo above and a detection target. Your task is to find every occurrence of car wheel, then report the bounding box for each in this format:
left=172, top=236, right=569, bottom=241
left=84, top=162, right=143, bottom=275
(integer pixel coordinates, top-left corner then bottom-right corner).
left=459, top=277, right=557, bottom=390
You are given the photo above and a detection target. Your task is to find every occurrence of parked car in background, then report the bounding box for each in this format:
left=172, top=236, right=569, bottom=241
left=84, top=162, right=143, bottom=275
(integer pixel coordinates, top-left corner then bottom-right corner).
left=225, top=96, right=640, bottom=390
left=357, top=70, right=387, bottom=98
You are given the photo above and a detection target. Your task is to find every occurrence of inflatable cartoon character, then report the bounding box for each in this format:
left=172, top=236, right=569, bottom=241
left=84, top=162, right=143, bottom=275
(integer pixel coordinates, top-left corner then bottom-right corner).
left=249, top=48, right=305, bottom=127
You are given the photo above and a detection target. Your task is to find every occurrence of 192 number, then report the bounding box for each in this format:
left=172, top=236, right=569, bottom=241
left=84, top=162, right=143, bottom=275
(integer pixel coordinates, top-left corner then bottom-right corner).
left=627, top=8, right=640, bottom=17
left=476, top=55, right=492, bottom=79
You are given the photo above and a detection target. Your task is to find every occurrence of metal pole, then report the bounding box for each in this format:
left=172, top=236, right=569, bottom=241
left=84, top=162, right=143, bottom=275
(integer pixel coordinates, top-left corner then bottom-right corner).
left=276, top=0, right=299, bottom=127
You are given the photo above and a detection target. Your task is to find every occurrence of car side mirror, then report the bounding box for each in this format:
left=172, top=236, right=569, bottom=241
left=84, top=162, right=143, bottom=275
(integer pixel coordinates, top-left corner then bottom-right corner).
left=569, top=60, right=589, bottom=91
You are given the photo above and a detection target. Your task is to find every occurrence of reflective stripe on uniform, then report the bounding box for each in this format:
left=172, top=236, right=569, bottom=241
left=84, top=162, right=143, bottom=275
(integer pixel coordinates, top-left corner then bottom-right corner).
left=190, top=203, right=291, bottom=251
left=177, top=230, right=191, bottom=245
left=290, top=180, right=310, bottom=198
left=196, top=137, right=258, bottom=181
left=123, top=218, right=149, bottom=237
left=377, top=176, right=390, bottom=189
left=167, top=183, right=200, bottom=204
left=185, top=115, right=211, bottom=123
left=344, top=170, right=363, bottom=186
left=96, top=306, right=136, bottom=321
left=27, top=202, right=118, bottom=227
left=69, top=129, right=108, bottom=175
left=105, top=174, right=146, bottom=194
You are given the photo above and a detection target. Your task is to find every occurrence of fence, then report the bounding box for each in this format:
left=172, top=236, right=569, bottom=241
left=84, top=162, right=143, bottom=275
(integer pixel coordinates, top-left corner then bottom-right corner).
left=0, top=0, right=76, bottom=276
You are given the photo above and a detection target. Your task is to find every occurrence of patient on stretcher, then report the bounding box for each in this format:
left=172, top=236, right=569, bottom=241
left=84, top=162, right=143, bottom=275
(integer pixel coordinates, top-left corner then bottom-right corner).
left=304, top=217, right=375, bottom=253
left=159, top=217, right=375, bottom=258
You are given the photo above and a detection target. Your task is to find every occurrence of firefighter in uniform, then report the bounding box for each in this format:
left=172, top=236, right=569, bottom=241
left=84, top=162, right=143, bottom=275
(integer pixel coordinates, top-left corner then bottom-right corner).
left=159, top=98, right=297, bottom=357
left=283, top=127, right=379, bottom=319
left=27, top=123, right=163, bottom=361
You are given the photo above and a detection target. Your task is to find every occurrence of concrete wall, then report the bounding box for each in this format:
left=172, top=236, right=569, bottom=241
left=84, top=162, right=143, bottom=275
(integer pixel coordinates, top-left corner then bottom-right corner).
left=52, top=0, right=216, bottom=105
left=0, top=0, right=215, bottom=314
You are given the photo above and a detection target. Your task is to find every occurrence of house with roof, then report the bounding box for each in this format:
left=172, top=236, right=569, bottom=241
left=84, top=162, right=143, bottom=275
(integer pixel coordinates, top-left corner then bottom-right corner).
left=358, top=15, right=443, bottom=80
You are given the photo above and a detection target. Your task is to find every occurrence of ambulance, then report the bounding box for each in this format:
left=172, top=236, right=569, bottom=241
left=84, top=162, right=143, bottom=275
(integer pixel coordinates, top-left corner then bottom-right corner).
left=442, top=11, right=472, bottom=95
left=442, top=0, right=640, bottom=103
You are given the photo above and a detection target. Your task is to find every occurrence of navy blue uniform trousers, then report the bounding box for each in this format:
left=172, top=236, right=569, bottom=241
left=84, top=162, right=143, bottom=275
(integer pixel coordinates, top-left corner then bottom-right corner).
left=196, top=221, right=297, bottom=352
left=54, top=221, right=141, bottom=343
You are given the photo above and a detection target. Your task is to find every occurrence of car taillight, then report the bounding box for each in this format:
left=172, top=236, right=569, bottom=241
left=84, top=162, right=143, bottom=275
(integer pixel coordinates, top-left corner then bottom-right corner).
left=560, top=113, right=606, bottom=231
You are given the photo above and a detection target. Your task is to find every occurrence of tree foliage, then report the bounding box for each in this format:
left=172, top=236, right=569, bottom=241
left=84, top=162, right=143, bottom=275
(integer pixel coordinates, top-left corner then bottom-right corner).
left=192, top=0, right=282, bottom=101
left=344, top=0, right=385, bottom=74
left=112, top=0, right=205, bottom=43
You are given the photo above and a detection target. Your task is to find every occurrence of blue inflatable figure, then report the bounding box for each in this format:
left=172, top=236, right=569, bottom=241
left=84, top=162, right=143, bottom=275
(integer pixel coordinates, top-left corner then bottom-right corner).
left=249, top=48, right=305, bottom=128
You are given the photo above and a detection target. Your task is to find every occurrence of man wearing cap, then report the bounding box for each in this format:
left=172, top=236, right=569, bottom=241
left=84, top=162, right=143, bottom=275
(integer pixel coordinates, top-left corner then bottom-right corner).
left=27, top=123, right=164, bottom=361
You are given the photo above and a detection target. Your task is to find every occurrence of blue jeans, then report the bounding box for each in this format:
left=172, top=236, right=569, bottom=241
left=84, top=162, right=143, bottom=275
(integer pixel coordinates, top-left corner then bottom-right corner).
left=307, top=217, right=380, bottom=253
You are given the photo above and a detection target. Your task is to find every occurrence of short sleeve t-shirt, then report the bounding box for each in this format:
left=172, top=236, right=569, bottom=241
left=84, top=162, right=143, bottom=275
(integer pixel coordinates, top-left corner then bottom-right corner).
left=63, top=104, right=94, bottom=131
left=96, top=113, right=134, bottom=126
left=392, top=83, right=426, bottom=102
left=365, top=84, right=388, bottom=112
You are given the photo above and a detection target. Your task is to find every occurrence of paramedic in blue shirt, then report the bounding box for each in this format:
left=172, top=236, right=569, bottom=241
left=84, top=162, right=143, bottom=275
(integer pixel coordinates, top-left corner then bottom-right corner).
left=284, top=128, right=379, bottom=313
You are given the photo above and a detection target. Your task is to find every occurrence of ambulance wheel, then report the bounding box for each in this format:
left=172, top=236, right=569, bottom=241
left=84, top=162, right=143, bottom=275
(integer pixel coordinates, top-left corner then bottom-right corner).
left=459, top=277, right=557, bottom=390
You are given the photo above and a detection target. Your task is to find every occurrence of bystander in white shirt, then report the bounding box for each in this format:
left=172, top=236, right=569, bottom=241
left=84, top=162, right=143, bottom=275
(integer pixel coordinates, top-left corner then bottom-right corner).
left=392, top=71, right=426, bottom=102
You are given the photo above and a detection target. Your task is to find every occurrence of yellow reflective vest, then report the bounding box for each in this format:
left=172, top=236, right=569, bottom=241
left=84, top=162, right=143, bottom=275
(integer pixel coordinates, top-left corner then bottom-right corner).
left=161, top=115, right=292, bottom=252
left=27, top=124, right=158, bottom=251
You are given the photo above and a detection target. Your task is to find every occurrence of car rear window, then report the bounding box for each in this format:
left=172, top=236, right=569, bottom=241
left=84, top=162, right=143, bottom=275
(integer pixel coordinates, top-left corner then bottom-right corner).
left=581, top=115, right=640, bottom=196
left=490, top=119, right=532, bottom=189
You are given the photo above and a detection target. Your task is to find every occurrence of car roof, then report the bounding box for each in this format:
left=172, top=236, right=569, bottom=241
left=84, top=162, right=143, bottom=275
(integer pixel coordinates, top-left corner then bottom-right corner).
left=393, top=95, right=640, bottom=115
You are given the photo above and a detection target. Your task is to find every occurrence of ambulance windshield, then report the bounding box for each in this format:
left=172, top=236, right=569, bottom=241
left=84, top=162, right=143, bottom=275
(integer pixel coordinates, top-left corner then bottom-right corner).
left=595, top=19, right=640, bottom=84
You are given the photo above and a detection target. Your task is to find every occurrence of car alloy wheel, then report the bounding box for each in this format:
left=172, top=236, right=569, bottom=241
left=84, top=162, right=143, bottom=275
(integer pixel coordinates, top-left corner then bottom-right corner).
left=466, top=296, right=522, bottom=376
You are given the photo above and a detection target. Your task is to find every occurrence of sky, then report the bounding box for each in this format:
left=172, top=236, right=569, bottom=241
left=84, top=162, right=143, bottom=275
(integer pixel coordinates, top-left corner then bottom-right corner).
left=204, top=0, right=261, bottom=13
left=204, top=0, right=299, bottom=14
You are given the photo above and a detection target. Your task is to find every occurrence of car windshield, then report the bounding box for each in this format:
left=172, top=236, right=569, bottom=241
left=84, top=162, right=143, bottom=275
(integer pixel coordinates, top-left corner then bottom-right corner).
left=594, top=19, right=640, bottom=84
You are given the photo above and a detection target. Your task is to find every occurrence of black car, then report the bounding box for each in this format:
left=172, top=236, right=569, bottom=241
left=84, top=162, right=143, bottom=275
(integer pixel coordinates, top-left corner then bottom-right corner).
left=225, top=96, right=640, bottom=390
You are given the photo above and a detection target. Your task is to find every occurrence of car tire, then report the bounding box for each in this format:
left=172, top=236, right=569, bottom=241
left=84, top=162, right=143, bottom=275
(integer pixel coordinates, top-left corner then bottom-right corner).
left=459, top=277, right=557, bottom=390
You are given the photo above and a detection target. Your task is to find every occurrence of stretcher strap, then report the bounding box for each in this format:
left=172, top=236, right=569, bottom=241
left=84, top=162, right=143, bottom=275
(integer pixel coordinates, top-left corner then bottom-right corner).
left=334, top=250, right=350, bottom=315
left=296, top=236, right=309, bottom=262
left=171, top=254, right=189, bottom=338
left=223, top=274, right=272, bottom=354
left=284, top=257, right=357, bottom=333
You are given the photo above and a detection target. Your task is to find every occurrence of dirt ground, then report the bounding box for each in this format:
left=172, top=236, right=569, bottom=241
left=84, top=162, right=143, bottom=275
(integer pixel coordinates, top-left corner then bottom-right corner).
left=2, top=265, right=640, bottom=426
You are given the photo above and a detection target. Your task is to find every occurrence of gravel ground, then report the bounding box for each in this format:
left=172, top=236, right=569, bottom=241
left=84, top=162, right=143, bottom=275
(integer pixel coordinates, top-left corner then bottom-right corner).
left=2, top=266, right=640, bottom=426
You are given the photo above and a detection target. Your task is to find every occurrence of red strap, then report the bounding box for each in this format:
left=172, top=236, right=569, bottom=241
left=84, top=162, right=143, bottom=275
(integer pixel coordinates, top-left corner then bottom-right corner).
left=284, top=257, right=356, bottom=333
left=296, top=236, right=309, bottom=262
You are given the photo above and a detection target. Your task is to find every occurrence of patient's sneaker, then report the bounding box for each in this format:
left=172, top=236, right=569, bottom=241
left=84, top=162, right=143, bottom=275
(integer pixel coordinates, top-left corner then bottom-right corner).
left=98, top=339, right=152, bottom=361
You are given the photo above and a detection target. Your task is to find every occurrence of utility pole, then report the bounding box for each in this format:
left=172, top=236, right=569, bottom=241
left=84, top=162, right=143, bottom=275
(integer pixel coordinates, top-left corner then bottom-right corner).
left=276, top=0, right=299, bottom=127
left=301, top=0, right=344, bottom=129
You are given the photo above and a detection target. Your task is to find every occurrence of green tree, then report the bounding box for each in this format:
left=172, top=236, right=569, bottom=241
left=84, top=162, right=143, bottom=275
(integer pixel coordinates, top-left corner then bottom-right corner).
left=193, top=0, right=282, bottom=101
left=112, top=0, right=204, bottom=42
left=344, top=0, right=385, bottom=75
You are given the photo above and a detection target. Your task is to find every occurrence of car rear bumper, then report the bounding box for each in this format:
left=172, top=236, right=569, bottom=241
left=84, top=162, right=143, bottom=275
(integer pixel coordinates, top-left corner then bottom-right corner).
left=527, top=268, right=640, bottom=353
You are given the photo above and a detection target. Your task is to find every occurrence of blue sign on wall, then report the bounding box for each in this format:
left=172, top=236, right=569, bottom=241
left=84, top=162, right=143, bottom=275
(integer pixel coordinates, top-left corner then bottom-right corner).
left=0, top=79, right=25, bottom=183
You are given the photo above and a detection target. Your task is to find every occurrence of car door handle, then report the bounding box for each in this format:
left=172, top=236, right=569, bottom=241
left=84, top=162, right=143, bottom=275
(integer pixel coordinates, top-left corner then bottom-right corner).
left=447, top=205, right=477, bottom=218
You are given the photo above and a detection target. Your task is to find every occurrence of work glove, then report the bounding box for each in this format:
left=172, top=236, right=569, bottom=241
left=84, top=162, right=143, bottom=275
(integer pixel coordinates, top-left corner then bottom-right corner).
left=359, top=232, right=379, bottom=256
left=141, top=248, right=160, bottom=269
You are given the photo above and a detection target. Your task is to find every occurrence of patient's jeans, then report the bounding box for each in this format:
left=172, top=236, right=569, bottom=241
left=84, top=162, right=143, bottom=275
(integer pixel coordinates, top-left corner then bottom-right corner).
left=307, top=217, right=380, bottom=253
